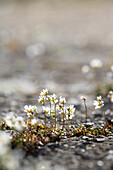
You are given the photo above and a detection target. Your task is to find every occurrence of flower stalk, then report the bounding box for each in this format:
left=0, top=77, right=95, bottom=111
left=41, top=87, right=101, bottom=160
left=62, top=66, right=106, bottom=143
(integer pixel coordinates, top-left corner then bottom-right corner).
left=103, top=107, right=107, bottom=128
left=68, top=113, right=70, bottom=135
left=84, top=100, right=87, bottom=127
left=80, top=96, right=87, bottom=127
left=50, top=102, right=52, bottom=128
left=54, top=103, right=57, bottom=130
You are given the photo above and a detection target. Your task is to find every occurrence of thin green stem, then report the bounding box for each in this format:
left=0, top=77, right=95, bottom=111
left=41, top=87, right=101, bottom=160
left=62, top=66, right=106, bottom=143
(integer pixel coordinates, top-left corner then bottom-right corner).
left=84, top=101, right=87, bottom=127
left=103, top=107, right=107, bottom=128
left=57, top=115, right=59, bottom=129
left=36, top=112, right=38, bottom=119
left=110, top=100, right=112, bottom=120
left=63, top=104, right=65, bottom=129
left=44, top=111, right=46, bottom=129
left=54, top=103, right=56, bottom=130
left=50, top=102, right=52, bottom=127
left=43, top=103, right=46, bottom=129
left=68, top=114, right=69, bottom=135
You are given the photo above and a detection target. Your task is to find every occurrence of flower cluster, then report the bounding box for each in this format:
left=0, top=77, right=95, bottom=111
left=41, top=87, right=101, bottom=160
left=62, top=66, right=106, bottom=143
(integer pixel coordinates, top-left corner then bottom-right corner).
left=38, top=88, right=48, bottom=104
left=38, top=89, right=75, bottom=130
left=0, top=88, right=113, bottom=156
left=24, top=105, right=38, bottom=118
left=66, top=105, right=75, bottom=119
left=5, top=112, right=25, bottom=131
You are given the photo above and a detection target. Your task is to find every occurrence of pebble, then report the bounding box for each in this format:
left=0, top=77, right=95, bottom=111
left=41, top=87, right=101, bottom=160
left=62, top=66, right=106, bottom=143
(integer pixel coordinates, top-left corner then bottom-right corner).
left=82, top=136, right=94, bottom=141
left=105, top=155, right=113, bottom=160
left=35, top=161, right=51, bottom=170
left=81, top=149, right=85, bottom=153
left=63, top=144, right=68, bottom=148
left=95, top=138, right=106, bottom=142
left=108, top=136, right=113, bottom=139
left=82, top=136, right=88, bottom=140
left=70, top=145, right=75, bottom=149
left=97, top=160, right=104, bottom=167
left=88, top=162, right=94, bottom=168
left=108, top=150, right=113, bottom=154
left=84, top=122, right=94, bottom=128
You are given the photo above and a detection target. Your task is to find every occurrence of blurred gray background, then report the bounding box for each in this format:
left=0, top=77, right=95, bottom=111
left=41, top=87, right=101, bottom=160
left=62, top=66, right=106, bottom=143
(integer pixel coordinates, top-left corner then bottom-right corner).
left=0, top=0, right=113, bottom=97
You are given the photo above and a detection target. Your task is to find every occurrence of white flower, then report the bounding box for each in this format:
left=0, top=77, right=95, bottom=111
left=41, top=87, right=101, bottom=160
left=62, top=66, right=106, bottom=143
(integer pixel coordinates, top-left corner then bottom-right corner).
left=15, top=116, right=26, bottom=131
left=43, top=106, right=50, bottom=114
left=80, top=96, right=86, bottom=101
left=24, top=105, right=37, bottom=118
left=93, top=96, right=104, bottom=109
left=59, top=96, right=66, bottom=104
left=31, top=106, right=38, bottom=113
left=4, top=113, right=26, bottom=131
left=107, top=91, right=113, bottom=102
left=67, top=105, right=75, bottom=114
left=50, top=108, right=55, bottom=115
left=90, top=59, right=103, bottom=68
left=38, top=96, right=46, bottom=104
left=27, top=112, right=34, bottom=118
left=97, top=96, right=102, bottom=101
left=49, top=94, right=58, bottom=104
left=66, top=113, right=74, bottom=120
left=31, top=118, right=37, bottom=125
left=66, top=105, right=75, bottom=119
left=24, top=105, right=32, bottom=113
left=59, top=110, right=65, bottom=115
left=4, top=112, right=16, bottom=128
left=81, top=65, right=90, bottom=74
left=40, top=88, right=48, bottom=96
left=56, top=104, right=64, bottom=111
left=47, top=95, right=52, bottom=101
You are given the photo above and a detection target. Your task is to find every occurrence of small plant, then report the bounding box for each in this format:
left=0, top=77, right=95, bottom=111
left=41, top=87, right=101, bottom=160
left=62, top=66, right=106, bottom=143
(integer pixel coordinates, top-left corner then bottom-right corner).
left=93, top=96, right=107, bottom=128
left=0, top=88, right=113, bottom=155
left=66, top=105, right=75, bottom=135
left=107, top=91, right=113, bottom=120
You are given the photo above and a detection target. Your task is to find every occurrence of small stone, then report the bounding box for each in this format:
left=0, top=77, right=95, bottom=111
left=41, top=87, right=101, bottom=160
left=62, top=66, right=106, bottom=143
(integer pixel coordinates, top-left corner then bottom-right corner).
left=83, top=122, right=94, bottom=128
left=86, top=146, right=92, bottom=150
left=108, top=136, right=113, bottom=139
left=35, top=161, right=50, bottom=170
left=63, top=144, right=68, bottom=148
left=88, top=162, right=94, bottom=168
left=97, top=160, right=104, bottom=166
left=81, top=149, right=85, bottom=153
left=95, top=138, right=106, bottom=142
left=108, top=150, right=113, bottom=154
left=87, top=135, right=94, bottom=138
left=82, top=136, right=88, bottom=140
left=105, top=155, right=113, bottom=160
left=70, top=145, right=75, bottom=149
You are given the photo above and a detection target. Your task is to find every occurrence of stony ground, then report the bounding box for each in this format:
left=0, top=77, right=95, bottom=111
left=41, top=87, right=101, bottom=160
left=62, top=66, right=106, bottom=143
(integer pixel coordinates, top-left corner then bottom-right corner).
left=0, top=0, right=113, bottom=170
left=0, top=93, right=113, bottom=170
